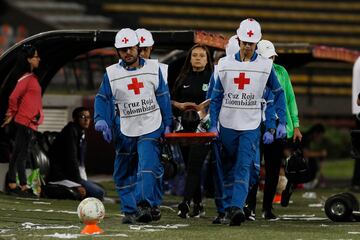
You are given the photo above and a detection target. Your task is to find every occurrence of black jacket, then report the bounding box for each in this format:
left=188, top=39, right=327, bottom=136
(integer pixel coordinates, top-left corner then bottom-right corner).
left=48, top=122, right=86, bottom=183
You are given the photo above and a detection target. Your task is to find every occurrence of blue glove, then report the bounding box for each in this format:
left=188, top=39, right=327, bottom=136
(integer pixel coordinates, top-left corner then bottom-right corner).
left=276, top=124, right=287, bottom=139
left=95, top=120, right=112, bottom=143
left=164, top=126, right=172, bottom=134
left=103, top=128, right=112, bottom=143
left=95, top=120, right=108, bottom=132
left=208, top=126, right=219, bottom=136
left=263, top=131, right=274, bottom=144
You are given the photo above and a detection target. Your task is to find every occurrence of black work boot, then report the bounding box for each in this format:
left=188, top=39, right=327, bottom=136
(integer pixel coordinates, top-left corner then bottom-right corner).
left=122, top=213, right=137, bottom=224
left=212, top=212, right=225, bottom=224
left=229, top=207, right=245, bottom=226
left=136, top=201, right=152, bottom=223
left=151, top=206, right=161, bottom=221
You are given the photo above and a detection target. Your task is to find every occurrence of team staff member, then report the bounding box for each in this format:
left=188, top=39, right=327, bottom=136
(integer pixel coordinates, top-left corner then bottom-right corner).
left=134, top=28, right=167, bottom=220
left=2, top=44, right=43, bottom=197
left=94, top=28, right=172, bottom=224
left=256, top=40, right=302, bottom=220
left=173, top=44, right=213, bottom=218
left=209, top=18, right=286, bottom=226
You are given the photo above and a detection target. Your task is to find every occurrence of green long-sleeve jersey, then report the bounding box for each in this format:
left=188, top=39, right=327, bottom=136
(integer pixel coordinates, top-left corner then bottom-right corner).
left=273, top=63, right=300, bottom=138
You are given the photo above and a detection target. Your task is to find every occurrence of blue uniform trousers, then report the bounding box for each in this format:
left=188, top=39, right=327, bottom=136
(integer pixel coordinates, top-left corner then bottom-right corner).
left=220, top=125, right=260, bottom=210
left=134, top=126, right=164, bottom=208
left=211, top=139, right=225, bottom=214
left=113, top=122, right=164, bottom=214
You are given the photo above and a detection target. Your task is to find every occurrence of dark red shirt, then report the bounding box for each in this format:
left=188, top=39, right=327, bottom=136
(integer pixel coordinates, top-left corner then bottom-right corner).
left=7, top=73, right=43, bottom=130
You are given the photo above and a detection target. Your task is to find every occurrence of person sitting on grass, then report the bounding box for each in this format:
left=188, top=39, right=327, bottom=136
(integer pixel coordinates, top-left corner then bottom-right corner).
left=47, top=107, right=105, bottom=201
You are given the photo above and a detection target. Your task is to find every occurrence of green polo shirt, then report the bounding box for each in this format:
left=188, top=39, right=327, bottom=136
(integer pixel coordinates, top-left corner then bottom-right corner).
left=273, top=63, right=300, bottom=138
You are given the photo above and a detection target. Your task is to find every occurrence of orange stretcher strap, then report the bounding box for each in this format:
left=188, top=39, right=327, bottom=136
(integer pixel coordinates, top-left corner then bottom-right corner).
left=165, top=132, right=217, bottom=138
left=164, top=132, right=217, bottom=145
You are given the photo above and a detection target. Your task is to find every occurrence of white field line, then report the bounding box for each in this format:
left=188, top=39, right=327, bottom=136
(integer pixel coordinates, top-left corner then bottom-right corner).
left=24, top=209, right=77, bottom=214
left=129, top=224, right=189, bottom=232
left=21, top=222, right=80, bottom=230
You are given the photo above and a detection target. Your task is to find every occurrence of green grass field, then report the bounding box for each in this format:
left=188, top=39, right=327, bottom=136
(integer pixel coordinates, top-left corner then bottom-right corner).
left=1, top=158, right=360, bottom=240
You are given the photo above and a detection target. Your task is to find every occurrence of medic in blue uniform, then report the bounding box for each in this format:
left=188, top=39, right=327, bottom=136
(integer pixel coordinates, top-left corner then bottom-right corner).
left=209, top=19, right=286, bottom=226
left=94, top=28, right=172, bottom=224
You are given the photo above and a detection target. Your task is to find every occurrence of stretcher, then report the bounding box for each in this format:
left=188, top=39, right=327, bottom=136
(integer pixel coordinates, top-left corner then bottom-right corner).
left=164, top=132, right=217, bottom=145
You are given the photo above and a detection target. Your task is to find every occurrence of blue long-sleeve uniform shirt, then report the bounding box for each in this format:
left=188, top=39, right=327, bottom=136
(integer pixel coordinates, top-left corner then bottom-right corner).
left=263, top=88, right=276, bottom=130
left=209, top=52, right=286, bottom=129
left=94, top=58, right=173, bottom=129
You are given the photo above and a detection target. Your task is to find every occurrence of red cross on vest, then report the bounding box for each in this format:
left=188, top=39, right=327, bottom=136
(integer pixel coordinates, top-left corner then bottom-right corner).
left=140, top=36, right=146, bottom=43
left=234, top=73, right=250, bottom=89
left=122, top=37, right=129, bottom=44
left=127, top=78, right=144, bottom=95
left=247, top=30, right=254, bottom=38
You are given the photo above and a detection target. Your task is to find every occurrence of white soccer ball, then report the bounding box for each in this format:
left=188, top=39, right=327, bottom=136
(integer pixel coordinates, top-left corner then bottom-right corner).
left=77, top=197, right=105, bottom=224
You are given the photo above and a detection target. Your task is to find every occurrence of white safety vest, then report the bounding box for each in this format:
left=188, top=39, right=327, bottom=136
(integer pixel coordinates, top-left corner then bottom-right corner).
left=213, top=64, right=219, bottom=81
left=217, top=55, right=272, bottom=130
left=107, top=59, right=162, bottom=137
left=159, top=63, right=168, bottom=84
left=352, top=56, right=360, bottom=114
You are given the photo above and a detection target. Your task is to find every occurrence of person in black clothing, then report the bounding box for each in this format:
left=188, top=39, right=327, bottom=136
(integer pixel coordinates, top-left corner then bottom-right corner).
left=281, top=123, right=326, bottom=206
left=48, top=107, right=105, bottom=200
left=171, top=44, right=213, bottom=218
left=302, top=124, right=327, bottom=187
left=351, top=93, right=360, bottom=191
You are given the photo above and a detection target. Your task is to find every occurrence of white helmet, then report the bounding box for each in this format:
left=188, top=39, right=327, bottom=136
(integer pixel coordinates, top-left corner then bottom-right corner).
left=257, top=39, right=278, bottom=58
left=114, top=28, right=139, bottom=48
left=226, top=35, right=239, bottom=56
left=135, top=28, right=154, bottom=47
left=236, top=18, right=262, bottom=43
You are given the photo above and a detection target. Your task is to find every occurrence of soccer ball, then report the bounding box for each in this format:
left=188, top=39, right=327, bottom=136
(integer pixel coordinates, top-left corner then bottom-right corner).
left=77, top=197, right=105, bottom=224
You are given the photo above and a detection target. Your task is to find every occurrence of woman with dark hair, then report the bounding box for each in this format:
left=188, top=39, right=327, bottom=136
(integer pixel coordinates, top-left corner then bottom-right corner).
left=172, top=44, right=213, bottom=114
left=1, top=44, right=43, bottom=197
left=171, top=44, right=213, bottom=218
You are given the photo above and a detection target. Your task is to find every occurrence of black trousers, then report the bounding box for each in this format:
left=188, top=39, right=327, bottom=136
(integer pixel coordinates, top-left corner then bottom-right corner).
left=8, top=122, right=34, bottom=186
left=182, top=144, right=210, bottom=204
left=351, top=128, right=360, bottom=186
left=352, top=158, right=360, bottom=186
left=262, top=138, right=286, bottom=211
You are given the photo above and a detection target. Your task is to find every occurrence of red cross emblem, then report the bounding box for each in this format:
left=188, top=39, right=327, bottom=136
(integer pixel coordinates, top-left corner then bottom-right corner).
left=127, top=78, right=144, bottom=95
left=140, top=36, right=146, bottom=43
left=247, top=30, right=254, bottom=38
left=234, top=73, right=250, bottom=89
left=122, top=37, right=129, bottom=44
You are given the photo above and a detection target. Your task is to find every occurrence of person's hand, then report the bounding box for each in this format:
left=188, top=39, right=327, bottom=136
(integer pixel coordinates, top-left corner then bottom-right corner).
left=293, top=127, right=302, bottom=142
left=95, top=120, right=108, bottom=132
left=164, top=125, right=172, bottom=134
left=208, top=126, right=219, bottom=136
left=276, top=123, right=287, bottom=139
left=179, top=102, right=198, bottom=111
left=77, top=186, right=86, bottom=198
left=95, top=120, right=112, bottom=143
left=1, top=115, right=12, bottom=128
left=263, top=131, right=274, bottom=144
left=103, top=128, right=112, bottom=143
